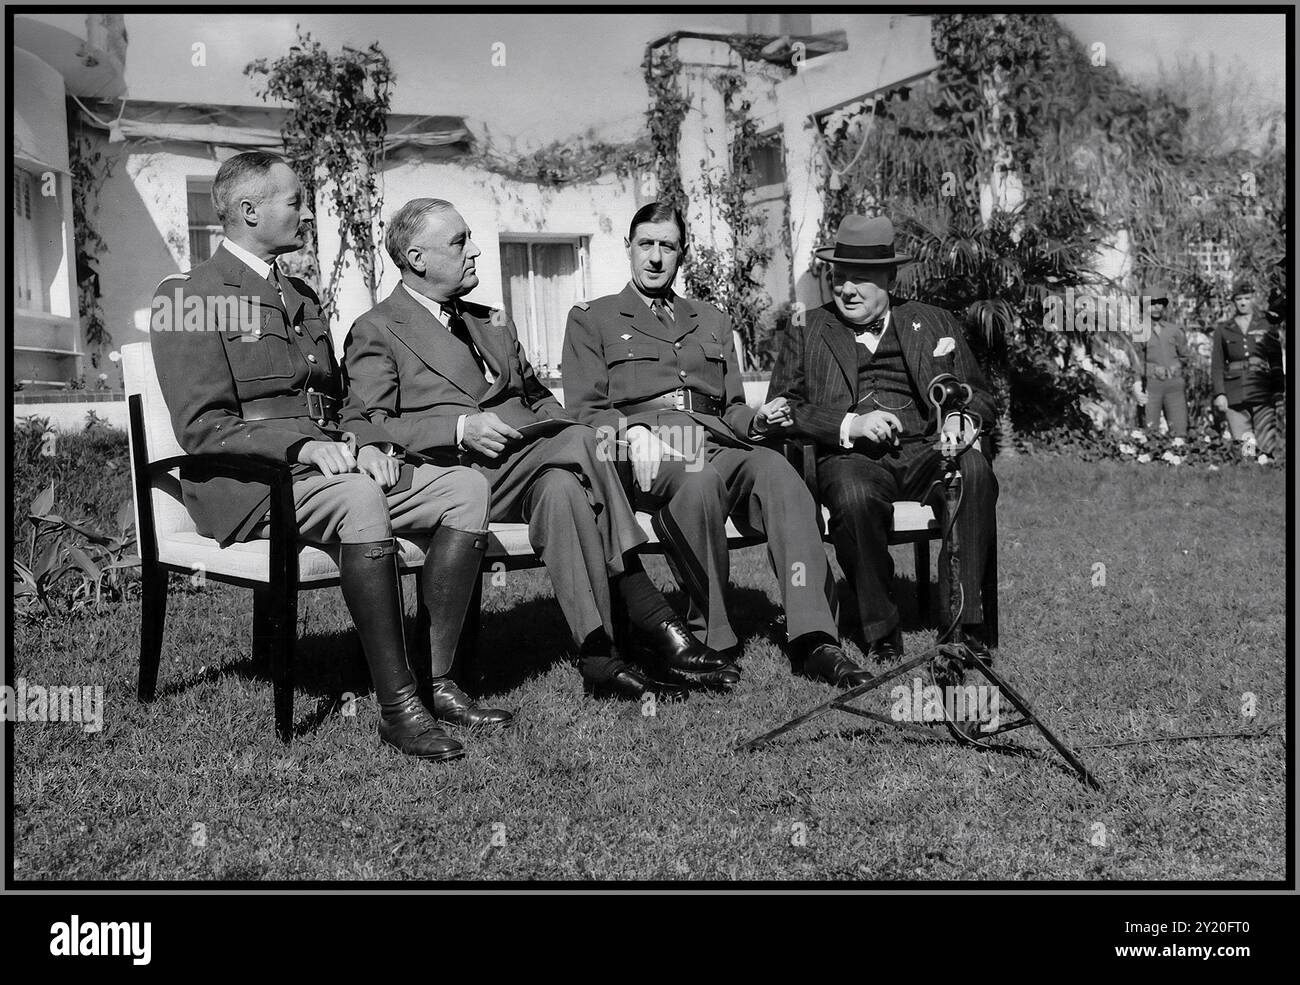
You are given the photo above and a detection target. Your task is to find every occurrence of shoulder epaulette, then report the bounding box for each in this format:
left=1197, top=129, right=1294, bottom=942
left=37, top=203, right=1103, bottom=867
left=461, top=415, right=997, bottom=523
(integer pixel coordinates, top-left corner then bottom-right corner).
left=573, top=300, right=590, bottom=311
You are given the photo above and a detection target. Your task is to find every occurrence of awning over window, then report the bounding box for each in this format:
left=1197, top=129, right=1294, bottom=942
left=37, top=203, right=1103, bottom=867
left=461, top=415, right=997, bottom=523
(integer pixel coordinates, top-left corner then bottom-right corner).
left=75, top=99, right=471, bottom=155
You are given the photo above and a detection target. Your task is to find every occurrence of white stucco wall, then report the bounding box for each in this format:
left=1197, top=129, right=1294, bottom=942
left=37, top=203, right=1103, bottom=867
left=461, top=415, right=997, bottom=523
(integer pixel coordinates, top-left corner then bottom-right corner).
left=13, top=47, right=71, bottom=172
left=764, top=14, right=939, bottom=306
left=93, top=140, right=220, bottom=355
left=93, top=143, right=640, bottom=366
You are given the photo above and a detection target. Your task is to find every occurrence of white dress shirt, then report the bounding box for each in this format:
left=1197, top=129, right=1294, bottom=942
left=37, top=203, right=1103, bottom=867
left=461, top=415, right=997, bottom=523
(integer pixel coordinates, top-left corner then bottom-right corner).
left=402, top=283, right=494, bottom=448
left=221, top=238, right=280, bottom=294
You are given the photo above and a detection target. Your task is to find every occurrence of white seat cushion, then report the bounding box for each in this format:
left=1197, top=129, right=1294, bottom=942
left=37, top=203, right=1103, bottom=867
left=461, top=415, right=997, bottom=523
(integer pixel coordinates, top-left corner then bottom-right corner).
left=124, top=341, right=938, bottom=585
left=157, top=533, right=430, bottom=583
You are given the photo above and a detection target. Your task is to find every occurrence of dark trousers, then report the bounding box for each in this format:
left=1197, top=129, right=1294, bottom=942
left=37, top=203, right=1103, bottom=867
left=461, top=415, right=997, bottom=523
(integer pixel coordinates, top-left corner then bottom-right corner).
left=480, top=425, right=646, bottom=647
left=623, top=440, right=838, bottom=651
left=818, top=442, right=997, bottom=641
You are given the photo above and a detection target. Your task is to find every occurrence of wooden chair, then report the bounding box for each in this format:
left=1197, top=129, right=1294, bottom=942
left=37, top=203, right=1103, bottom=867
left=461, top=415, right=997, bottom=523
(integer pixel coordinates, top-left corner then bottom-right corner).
left=122, top=342, right=439, bottom=742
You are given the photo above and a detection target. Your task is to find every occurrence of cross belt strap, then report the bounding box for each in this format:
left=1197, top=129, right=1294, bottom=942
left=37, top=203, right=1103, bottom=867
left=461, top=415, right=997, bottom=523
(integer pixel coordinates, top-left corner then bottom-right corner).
left=241, top=390, right=341, bottom=427
left=618, top=388, right=724, bottom=417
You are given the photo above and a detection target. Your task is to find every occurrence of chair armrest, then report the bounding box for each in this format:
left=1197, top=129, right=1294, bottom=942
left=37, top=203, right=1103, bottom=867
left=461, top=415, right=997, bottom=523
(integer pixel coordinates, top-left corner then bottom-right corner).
left=148, top=452, right=292, bottom=484
left=784, top=440, right=821, bottom=508
left=145, top=453, right=299, bottom=570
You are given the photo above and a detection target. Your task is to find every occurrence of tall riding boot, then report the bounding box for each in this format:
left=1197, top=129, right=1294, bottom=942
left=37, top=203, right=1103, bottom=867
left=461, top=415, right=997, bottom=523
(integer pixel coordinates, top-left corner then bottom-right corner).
left=339, top=539, right=463, bottom=761
left=420, top=527, right=514, bottom=728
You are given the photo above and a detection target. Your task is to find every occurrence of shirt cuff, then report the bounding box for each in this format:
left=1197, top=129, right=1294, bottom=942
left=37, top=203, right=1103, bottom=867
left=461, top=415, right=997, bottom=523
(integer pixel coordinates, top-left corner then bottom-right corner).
left=839, top=413, right=856, bottom=449
left=455, top=414, right=467, bottom=449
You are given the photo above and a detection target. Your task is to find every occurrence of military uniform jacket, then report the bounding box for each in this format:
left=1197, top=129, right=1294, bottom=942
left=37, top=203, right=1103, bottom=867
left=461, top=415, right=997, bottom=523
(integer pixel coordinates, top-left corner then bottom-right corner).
left=561, top=283, right=756, bottom=450
left=768, top=298, right=996, bottom=455
left=150, top=246, right=393, bottom=547
left=342, top=285, right=571, bottom=461
left=1212, top=313, right=1276, bottom=406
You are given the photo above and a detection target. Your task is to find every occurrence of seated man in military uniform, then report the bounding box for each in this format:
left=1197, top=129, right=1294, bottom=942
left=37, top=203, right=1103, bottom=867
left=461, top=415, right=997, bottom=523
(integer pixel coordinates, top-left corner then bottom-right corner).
left=561, top=203, right=870, bottom=689
left=150, top=151, right=505, bottom=763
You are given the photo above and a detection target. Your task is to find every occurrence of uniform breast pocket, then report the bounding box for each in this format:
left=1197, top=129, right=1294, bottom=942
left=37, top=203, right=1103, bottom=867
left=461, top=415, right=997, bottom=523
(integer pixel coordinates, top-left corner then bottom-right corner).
left=224, top=316, right=295, bottom=382
left=701, top=341, right=727, bottom=364
left=607, top=342, right=661, bottom=396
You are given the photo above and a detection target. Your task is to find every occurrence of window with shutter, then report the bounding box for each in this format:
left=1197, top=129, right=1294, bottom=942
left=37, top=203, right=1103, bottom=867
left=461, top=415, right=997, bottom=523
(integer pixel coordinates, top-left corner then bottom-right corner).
left=187, top=178, right=223, bottom=264
left=12, top=167, right=44, bottom=311
left=500, top=237, right=589, bottom=376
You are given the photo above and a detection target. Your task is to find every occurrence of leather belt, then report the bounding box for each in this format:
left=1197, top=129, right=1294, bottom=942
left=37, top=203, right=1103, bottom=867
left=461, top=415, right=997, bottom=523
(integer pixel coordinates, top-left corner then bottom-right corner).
left=1147, top=365, right=1183, bottom=381
left=1226, top=360, right=1247, bottom=372
left=619, top=388, right=723, bottom=417
left=242, top=390, right=341, bottom=427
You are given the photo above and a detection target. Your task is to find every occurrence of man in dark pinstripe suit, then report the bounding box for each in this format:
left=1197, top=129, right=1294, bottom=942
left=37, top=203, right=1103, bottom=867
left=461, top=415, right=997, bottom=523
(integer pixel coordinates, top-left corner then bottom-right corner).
left=769, top=216, right=999, bottom=665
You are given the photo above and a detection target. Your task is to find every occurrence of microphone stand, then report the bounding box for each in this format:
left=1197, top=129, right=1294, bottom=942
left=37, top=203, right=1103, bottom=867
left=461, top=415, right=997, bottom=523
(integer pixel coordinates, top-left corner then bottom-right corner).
left=739, top=375, right=1103, bottom=792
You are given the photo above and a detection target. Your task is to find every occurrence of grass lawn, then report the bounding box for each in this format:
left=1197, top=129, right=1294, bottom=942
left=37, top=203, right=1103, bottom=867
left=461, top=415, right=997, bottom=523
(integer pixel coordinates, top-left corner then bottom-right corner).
left=9, top=436, right=1288, bottom=882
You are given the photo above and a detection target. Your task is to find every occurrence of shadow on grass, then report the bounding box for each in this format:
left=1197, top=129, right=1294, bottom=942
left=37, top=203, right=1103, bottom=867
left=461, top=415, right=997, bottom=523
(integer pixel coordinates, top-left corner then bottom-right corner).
left=155, top=624, right=366, bottom=738
left=470, top=585, right=789, bottom=695
left=762, top=720, right=1092, bottom=787
left=149, top=566, right=936, bottom=735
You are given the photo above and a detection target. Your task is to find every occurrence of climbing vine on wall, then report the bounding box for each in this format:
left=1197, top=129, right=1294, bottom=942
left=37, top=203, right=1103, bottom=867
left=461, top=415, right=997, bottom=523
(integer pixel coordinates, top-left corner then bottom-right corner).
left=641, top=44, right=690, bottom=222
left=470, top=130, right=649, bottom=186
left=68, top=123, right=115, bottom=364
left=641, top=43, right=778, bottom=367
left=684, top=68, right=774, bottom=367
left=245, top=31, right=393, bottom=319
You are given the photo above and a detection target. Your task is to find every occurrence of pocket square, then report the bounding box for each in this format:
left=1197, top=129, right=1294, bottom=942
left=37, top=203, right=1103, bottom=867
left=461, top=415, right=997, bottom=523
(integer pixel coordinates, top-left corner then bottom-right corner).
left=933, top=337, right=956, bottom=357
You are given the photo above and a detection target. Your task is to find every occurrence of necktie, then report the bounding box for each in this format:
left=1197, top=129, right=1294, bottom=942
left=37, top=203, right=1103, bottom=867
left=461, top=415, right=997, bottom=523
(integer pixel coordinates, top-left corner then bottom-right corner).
left=444, top=304, right=489, bottom=379
left=268, top=263, right=285, bottom=308
left=651, top=297, right=675, bottom=331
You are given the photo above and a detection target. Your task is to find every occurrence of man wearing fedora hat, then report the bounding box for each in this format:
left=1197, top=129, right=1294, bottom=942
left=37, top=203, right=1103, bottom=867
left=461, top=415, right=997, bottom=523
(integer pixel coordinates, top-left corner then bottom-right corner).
left=561, top=202, right=872, bottom=689
left=1133, top=285, right=1190, bottom=444
left=769, top=215, right=999, bottom=664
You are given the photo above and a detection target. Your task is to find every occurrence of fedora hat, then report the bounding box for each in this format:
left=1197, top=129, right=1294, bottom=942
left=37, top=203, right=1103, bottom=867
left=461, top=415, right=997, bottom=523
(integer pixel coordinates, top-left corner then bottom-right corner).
left=814, top=215, right=911, bottom=266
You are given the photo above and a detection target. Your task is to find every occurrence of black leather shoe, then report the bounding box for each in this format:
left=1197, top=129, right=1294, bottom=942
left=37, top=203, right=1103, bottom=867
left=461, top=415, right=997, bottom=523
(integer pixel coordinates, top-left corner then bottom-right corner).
left=637, top=618, right=732, bottom=676
left=802, top=643, right=873, bottom=688
left=427, top=678, right=514, bottom=728
left=689, top=662, right=742, bottom=688
left=867, top=627, right=905, bottom=665
left=584, top=664, right=690, bottom=702
left=377, top=693, right=465, bottom=761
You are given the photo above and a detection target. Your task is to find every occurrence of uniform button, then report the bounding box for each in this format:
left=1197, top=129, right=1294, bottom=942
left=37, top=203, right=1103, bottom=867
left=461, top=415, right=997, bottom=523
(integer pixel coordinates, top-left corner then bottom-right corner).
left=307, top=354, right=317, bottom=363
left=679, top=370, right=687, bottom=378
left=674, top=342, right=682, bottom=349
left=294, top=325, right=303, bottom=335
left=254, top=328, right=262, bottom=337
left=317, top=418, right=326, bottom=427
left=307, top=388, right=316, bottom=394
